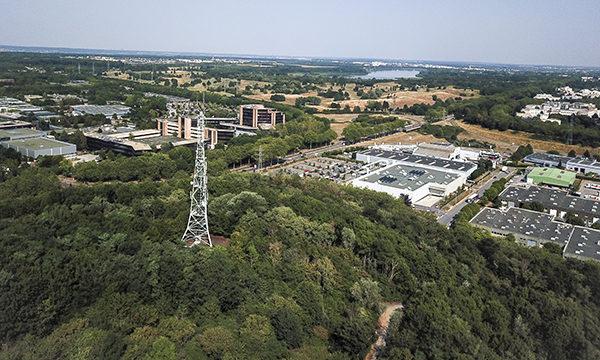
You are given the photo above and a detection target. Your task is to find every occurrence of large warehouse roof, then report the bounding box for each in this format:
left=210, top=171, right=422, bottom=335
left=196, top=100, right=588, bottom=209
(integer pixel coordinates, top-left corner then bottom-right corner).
left=527, top=167, right=576, bottom=187
left=499, top=185, right=600, bottom=218
left=72, top=104, right=130, bottom=117
left=2, top=137, right=76, bottom=158
left=568, top=157, right=600, bottom=170
left=471, top=207, right=572, bottom=245
left=0, top=128, right=44, bottom=141
left=358, top=149, right=476, bottom=173
left=523, top=152, right=572, bottom=167
left=471, top=206, right=600, bottom=262
left=356, top=164, right=460, bottom=191
left=565, top=227, right=600, bottom=261
left=6, top=137, right=71, bottom=149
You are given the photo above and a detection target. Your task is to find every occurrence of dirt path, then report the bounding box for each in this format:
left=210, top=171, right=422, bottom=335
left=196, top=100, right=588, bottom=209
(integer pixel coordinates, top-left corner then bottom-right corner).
left=58, top=175, right=81, bottom=188
left=365, top=302, right=403, bottom=360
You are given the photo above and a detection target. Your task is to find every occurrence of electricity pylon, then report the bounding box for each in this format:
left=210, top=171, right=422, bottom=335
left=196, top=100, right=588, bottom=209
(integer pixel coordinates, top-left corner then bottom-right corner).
left=258, top=145, right=263, bottom=171
left=181, top=107, right=212, bottom=247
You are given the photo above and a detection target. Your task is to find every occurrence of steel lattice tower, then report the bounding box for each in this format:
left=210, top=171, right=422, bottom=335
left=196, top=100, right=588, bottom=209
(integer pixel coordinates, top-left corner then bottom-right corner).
left=182, top=108, right=212, bottom=247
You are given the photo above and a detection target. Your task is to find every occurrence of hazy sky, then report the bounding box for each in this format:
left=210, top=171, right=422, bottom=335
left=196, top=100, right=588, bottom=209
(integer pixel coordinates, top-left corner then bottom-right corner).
left=1, top=0, right=600, bottom=66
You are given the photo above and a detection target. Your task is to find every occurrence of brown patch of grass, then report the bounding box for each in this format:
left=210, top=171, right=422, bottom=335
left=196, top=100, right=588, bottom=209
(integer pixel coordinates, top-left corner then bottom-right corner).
left=441, top=120, right=592, bottom=154
left=359, top=131, right=440, bottom=146
left=319, top=114, right=359, bottom=136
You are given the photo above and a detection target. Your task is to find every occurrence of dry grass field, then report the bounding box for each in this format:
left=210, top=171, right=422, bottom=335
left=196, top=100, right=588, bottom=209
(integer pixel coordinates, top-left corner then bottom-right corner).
left=439, top=120, right=594, bottom=155
left=318, top=114, right=426, bottom=137
left=318, top=114, right=359, bottom=136
left=248, top=83, right=477, bottom=112
left=104, top=70, right=133, bottom=81
left=359, top=131, right=440, bottom=146
left=338, top=87, right=477, bottom=110
left=246, top=91, right=321, bottom=106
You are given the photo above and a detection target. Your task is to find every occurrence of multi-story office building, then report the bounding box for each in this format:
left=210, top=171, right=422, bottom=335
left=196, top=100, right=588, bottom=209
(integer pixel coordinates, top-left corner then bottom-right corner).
left=86, top=128, right=196, bottom=156
left=157, top=116, right=242, bottom=148
left=239, top=104, right=285, bottom=128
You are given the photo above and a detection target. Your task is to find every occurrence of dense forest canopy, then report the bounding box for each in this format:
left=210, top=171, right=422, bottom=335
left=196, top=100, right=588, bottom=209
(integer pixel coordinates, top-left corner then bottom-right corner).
left=1, top=148, right=600, bottom=359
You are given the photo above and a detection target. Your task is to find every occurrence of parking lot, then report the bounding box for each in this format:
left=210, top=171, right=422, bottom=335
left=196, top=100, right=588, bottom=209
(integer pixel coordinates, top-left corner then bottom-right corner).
left=273, top=156, right=384, bottom=183
left=579, top=180, right=600, bottom=200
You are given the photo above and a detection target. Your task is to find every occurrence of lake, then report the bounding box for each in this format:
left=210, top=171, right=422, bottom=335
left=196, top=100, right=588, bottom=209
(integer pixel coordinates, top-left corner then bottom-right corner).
left=352, top=69, right=421, bottom=80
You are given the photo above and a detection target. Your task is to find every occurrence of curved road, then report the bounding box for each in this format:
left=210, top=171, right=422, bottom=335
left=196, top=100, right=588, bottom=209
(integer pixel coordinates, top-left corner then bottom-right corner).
left=437, top=167, right=516, bottom=226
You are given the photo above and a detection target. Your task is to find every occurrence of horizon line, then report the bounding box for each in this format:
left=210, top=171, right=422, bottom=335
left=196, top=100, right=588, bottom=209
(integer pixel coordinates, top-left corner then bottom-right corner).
left=1, top=43, right=600, bottom=71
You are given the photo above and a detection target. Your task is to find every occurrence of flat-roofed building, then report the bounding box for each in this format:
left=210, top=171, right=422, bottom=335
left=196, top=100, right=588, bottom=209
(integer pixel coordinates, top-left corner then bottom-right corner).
left=72, top=104, right=131, bottom=119
left=86, top=128, right=196, bottom=156
left=351, top=163, right=464, bottom=202
left=0, top=120, right=35, bottom=131
left=0, top=128, right=45, bottom=141
left=413, top=142, right=458, bottom=159
left=239, top=104, right=285, bottom=129
left=523, top=152, right=573, bottom=168
left=470, top=207, right=572, bottom=247
left=566, top=158, right=600, bottom=176
left=499, top=185, right=600, bottom=225
left=0, top=97, right=42, bottom=113
left=1, top=137, right=76, bottom=158
left=527, top=167, right=576, bottom=188
left=564, top=227, right=600, bottom=262
left=470, top=206, right=600, bottom=263
left=356, top=149, right=477, bottom=178
left=144, top=92, right=190, bottom=103
left=33, top=110, right=61, bottom=121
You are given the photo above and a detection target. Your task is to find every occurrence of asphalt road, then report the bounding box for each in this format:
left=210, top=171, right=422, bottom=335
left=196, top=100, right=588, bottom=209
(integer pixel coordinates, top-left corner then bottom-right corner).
left=242, top=126, right=418, bottom=173
left=437, top=167, right=516, bottom=226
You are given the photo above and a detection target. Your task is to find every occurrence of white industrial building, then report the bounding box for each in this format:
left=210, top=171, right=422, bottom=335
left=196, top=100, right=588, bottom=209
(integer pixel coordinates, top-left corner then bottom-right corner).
left=0, top=128, right=76, bottom=158
left=534, top=93, right=560, bottom=101
left=369, top=143, right=499, bottom=163
left=352, top=149, right=477, bottom=203
left=356, top=149, right=477, bottom=177
left=352, top=163, right=465, bottom=202
left=2, top=138, right=76, bottom=158
left=557, top=86, right=600, bottom=100
left=413, top=142, right=458, bottom=159
left=0, top=97, right=42, bottom=114
left=566, top=158, right=600, bottom=176
left=72, top=104, right=131, bottom=119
